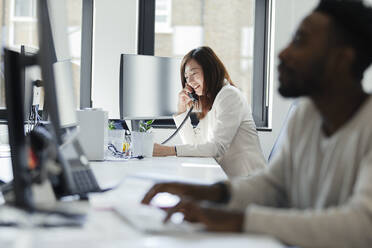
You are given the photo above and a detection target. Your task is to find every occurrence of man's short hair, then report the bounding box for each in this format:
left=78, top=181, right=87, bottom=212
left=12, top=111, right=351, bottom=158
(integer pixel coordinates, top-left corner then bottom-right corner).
left=315, top=0, right=372, bottom=80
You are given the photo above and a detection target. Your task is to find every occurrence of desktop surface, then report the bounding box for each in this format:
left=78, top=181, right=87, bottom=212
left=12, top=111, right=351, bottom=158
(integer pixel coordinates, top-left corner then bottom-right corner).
left=0, top=157, right=283, bottom=248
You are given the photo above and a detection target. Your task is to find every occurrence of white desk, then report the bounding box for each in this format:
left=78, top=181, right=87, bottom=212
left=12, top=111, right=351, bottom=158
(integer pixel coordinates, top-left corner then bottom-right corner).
left=0, top=156, right=283, bottom=248
left=91, top=156, right=227, bottom=188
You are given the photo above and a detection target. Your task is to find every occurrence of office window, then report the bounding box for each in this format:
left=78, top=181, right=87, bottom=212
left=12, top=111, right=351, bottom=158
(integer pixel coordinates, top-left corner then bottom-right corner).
left=154, top=0, right=256, bottom=110
left=66, top=0, right=83, bottom=106
left=0, top=0, right=83, bottom=110
left=0, top=0, right=37, bottom=109
left=155, top=0, right=172, bottom=33
left=139, top=0, right=273, bottom=128
left=14, top=0, right=36, bottom=17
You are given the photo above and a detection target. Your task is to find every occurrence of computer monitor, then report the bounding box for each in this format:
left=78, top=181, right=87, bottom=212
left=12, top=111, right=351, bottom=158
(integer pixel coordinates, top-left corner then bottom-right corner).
left=3, top=48, right=35, bottom=209
left=37, top=0, right=101, bottom=198
left=0, top=45, right=42, bottom=122
left=37, top=0, right=78, bottom=145
left=3, top=0, right=97, bottom=209
left=1, top=46, right=41, bottom=208
left=119, top=54, right=182, bottom=120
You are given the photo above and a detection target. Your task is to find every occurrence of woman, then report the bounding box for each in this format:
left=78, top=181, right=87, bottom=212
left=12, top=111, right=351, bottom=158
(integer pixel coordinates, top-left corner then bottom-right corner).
left=153, top=46, right=266, bottom=178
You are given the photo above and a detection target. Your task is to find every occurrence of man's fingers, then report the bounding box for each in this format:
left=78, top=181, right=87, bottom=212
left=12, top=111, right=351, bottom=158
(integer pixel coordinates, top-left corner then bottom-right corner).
left=163, top=199, right=201, bottom=224
left=141, top=184, right=165, bottom=204
left=163, top=206, right=179, bottom=223
left=163, top=200, right=188, bottom=223
left=142, top=182, right=196, bottom=205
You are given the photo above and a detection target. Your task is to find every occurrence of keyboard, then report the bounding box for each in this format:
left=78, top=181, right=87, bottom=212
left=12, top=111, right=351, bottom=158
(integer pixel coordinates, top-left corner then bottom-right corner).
left=72, top=168, right=101, bottom=194
left=114, top=203, right=204, bottom=233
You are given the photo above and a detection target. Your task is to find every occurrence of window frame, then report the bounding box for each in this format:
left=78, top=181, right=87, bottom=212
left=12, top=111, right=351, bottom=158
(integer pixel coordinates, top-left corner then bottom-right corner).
left=9, top=0, right=38, bottom=47
left=80, top=0, right=94, bottom=108
left=138, top=0, right=273, bottom=130
left=252, top=0, right=273, bottom=130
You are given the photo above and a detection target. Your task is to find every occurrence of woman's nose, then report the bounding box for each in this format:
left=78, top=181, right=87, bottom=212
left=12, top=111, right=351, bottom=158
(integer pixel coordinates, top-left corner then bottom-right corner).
left=187, top=75, right=194, bottom=82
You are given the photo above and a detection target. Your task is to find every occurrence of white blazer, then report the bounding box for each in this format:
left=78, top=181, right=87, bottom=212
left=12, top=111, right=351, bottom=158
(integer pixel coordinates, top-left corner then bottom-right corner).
left=174, top=83, right=266, bottom=178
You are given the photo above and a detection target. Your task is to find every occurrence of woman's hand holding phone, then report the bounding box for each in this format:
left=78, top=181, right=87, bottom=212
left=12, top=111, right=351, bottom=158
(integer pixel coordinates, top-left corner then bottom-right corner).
left=177, top=84, right=194, bottom=114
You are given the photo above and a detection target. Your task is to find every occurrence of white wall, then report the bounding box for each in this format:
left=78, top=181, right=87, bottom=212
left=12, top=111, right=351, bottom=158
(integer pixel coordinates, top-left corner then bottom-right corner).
left=258, top=0, right=319, bottom=158
left=92, top=0, right=138, bottom=119
left=258, top=0, right=372, bottom=158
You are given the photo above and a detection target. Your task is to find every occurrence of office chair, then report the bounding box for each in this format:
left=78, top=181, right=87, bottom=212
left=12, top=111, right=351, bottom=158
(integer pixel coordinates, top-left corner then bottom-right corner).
left=268, top=100, right=299, bottom=162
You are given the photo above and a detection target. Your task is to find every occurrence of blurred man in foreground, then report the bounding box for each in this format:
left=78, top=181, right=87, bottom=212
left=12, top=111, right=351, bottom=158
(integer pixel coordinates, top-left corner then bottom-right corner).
left=142, top=1, right=372, bottom=247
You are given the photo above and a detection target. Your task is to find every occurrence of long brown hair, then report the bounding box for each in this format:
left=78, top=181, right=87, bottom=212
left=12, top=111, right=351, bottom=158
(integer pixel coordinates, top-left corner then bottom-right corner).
left=180, top=46, right=235, bottom=119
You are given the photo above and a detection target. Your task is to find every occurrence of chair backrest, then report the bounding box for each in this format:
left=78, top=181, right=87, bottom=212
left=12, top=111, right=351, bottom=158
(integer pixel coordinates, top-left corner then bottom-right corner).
left=268, top=100, right=299, bottom=162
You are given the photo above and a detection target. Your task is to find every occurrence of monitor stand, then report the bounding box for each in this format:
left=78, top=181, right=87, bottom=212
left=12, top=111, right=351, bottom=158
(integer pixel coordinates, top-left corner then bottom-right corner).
left=3, top=49, right=63, bottom=211
left=131, top=120, right=141, bottom=132
left=3, top=48, right=36, bottom=210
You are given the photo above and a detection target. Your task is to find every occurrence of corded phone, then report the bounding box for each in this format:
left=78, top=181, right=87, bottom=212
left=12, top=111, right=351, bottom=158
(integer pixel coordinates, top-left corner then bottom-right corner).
left=187, top=90, right=199, bottom=103
left=0, top=124, right=102, bottom=210
left=161, top=90, right=199, bottom=144
left=29, top=125, right=102, bottom=199
left=53, top=137, right=103, bottom=198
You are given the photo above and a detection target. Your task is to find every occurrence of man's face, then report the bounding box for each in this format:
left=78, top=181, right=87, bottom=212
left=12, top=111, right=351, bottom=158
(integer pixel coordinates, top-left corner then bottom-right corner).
left=278, top=12, right=334, bottom=98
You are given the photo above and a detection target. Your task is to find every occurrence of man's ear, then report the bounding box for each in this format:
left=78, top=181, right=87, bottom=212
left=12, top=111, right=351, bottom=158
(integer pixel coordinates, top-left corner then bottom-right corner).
left=337, top=46, right=356, bottom=73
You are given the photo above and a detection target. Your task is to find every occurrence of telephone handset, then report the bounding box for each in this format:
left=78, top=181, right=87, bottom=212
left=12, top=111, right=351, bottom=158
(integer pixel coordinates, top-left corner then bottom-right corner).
left=187, top=90, right=198, bottom=102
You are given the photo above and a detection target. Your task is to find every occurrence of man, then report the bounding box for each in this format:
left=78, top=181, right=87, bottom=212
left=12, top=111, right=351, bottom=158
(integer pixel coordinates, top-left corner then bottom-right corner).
left=142, top=1, right=372, bottom=247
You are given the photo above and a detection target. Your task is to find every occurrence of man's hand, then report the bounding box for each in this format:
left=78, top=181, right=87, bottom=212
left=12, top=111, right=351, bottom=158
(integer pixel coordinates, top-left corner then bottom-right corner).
left=141, top=182, right=224, bottom=205
left=164, top=199, right=244, bottom=232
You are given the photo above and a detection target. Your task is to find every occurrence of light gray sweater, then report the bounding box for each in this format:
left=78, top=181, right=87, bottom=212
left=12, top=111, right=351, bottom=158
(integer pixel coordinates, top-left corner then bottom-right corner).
left=228, top=97, right=372, bottom=248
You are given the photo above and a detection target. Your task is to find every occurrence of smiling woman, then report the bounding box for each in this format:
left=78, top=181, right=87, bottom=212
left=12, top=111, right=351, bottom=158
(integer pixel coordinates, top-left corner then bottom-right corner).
left=153, top=46, right=267, bottom=178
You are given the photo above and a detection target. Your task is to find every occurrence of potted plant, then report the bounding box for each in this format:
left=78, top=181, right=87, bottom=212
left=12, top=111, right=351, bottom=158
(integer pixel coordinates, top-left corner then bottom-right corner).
left=139, top=120, right=154, bottom=133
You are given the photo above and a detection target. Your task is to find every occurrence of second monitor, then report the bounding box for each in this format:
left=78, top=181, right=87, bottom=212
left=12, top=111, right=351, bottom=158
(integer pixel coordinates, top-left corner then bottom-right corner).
left=120, top=54, right=182, bottom=120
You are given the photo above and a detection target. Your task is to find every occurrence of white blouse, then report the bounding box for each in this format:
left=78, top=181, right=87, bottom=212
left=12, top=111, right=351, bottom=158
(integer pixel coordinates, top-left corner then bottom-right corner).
left=174, top=83, right=266, bottom=178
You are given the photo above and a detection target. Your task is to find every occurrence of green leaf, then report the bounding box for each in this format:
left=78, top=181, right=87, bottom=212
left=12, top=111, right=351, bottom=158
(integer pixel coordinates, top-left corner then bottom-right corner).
left=108, top=121, right=115, bottom=130
left=139, top=119, right=154, bottom=132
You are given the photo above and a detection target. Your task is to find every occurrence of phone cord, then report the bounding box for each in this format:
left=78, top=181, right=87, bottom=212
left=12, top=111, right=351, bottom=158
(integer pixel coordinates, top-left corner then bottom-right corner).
left=161, top=105, right=194, bottom=145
